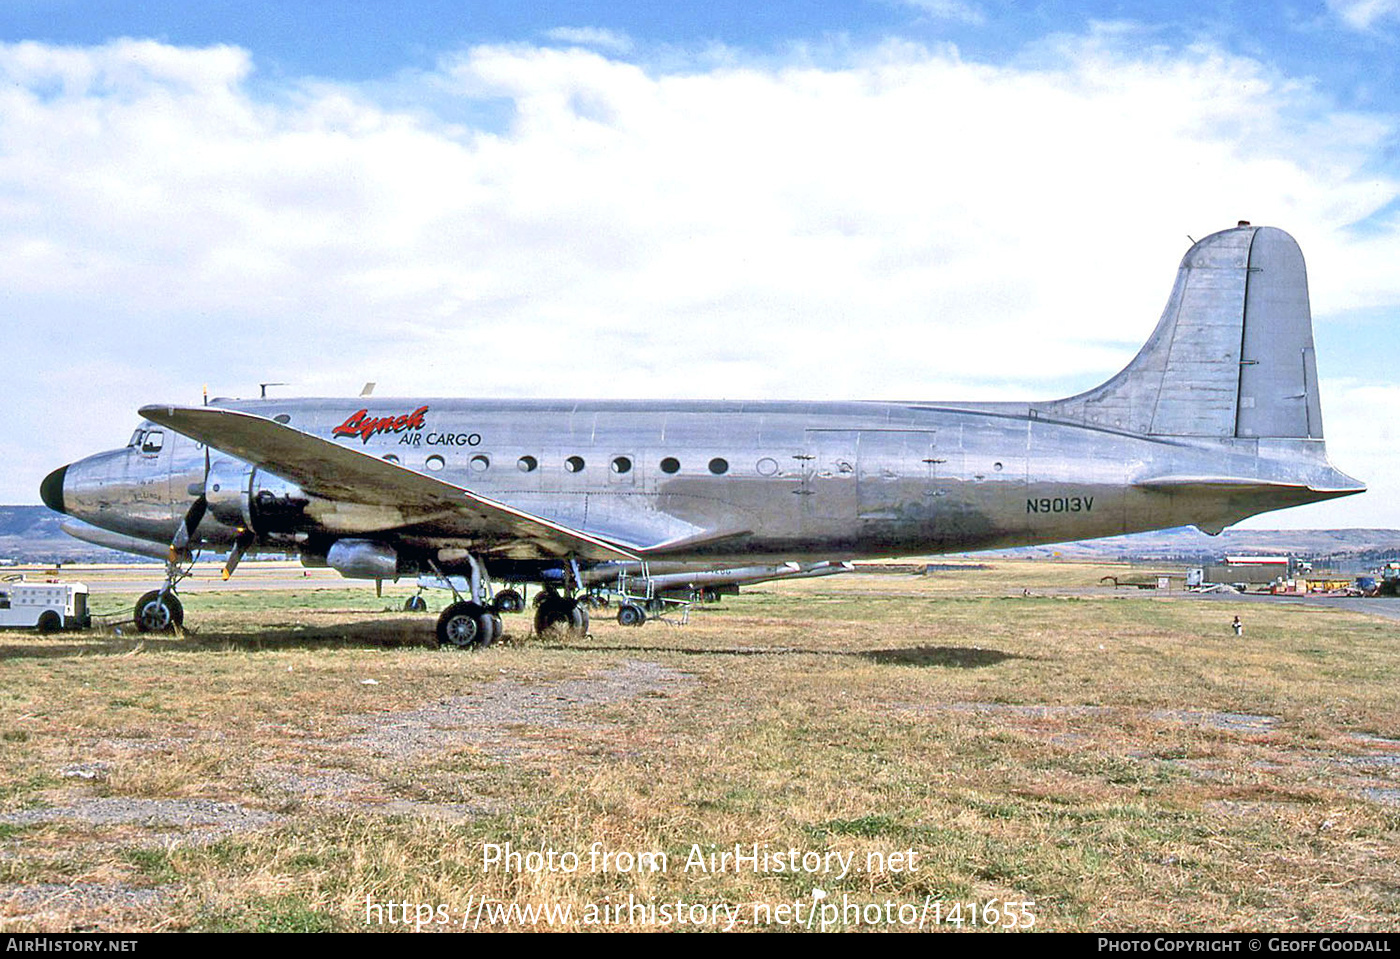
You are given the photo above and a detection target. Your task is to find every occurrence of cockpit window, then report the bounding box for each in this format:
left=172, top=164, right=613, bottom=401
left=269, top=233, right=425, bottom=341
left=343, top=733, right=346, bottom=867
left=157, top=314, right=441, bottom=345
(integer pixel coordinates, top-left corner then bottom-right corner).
left=141, top=430, right=164, bottom=455
left=128, top=429, right=146, bottom=448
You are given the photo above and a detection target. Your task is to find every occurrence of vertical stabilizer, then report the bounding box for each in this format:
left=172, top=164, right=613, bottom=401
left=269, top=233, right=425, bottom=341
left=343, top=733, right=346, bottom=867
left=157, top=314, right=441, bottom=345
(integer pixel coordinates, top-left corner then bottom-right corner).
left=1039, top=224, right=1323, bottom=441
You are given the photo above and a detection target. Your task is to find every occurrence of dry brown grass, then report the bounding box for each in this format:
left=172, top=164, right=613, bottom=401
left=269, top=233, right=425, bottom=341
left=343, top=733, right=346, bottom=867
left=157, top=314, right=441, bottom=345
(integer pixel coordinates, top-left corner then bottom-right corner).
left=0, top=560, right=1396, bottom=931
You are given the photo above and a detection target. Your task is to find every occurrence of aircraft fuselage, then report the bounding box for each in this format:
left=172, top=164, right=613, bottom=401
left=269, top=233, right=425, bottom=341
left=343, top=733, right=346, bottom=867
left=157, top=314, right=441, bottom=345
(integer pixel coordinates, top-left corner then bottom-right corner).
left=55, top=396, right=1351, bottom=573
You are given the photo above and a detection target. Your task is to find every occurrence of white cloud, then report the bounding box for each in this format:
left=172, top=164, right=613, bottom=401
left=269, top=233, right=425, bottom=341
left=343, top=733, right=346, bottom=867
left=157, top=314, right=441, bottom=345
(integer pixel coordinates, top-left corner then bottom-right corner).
left=4, top=34, right=1399, bottom=528
left=1328, top=0, right=1400, bottom=30
left=543, top=27, right=635, bottom=54
left=897, top=0, right=987, bottom=27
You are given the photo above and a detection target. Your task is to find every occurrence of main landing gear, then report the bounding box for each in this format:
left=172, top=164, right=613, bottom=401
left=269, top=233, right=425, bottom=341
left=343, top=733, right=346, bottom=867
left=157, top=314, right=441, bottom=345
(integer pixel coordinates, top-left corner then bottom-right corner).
left=437, top=602, right=503, bottom=649
left=430, top=555, right=527, bottom=649
left=533, top=590, right=589, bottom=637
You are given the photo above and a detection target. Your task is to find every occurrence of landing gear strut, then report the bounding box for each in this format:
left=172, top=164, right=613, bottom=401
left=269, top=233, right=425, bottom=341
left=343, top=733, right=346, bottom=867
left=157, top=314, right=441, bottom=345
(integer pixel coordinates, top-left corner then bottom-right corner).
left=430, top=555, right=504, bottom=649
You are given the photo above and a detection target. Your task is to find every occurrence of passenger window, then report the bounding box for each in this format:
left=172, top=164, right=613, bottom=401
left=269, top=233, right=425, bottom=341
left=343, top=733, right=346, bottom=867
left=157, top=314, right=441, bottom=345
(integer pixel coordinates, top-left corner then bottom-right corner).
left=660, top=457, right=680, bottom=474
left=141, top=430, right=164, bottom=454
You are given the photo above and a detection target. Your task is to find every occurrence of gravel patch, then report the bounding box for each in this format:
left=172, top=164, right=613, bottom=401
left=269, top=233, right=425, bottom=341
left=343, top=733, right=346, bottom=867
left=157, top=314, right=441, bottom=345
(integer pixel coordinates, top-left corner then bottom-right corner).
left=346, top=659, right=693, bottom=759
left=0, top=882, right=168, bottom=911
left=253, top=763, right=496, bottom=819
left=1149, top=710, right=1280, bottom=733
left=254, top=764, right=380, bottom=799
left=0, top=798, right=280, bottom=845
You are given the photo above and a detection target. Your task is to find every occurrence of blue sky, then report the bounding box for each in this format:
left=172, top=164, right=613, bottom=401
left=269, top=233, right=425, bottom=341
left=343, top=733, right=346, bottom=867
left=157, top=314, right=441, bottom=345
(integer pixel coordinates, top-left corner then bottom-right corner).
left=6, top=1, right=1398, bottom=106
left=3, top=0, right=1399, bottom=530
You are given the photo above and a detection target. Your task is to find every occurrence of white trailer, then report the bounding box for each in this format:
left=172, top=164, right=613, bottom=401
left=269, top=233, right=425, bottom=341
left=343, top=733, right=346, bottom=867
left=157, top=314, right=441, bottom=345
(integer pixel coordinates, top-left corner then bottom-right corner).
left=0, top=582, right=91, bottom=632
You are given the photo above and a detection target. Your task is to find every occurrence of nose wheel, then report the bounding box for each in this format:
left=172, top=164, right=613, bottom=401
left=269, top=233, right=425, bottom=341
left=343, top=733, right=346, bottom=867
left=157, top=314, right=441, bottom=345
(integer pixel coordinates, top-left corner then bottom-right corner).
left=133, top=552, right=196, bottom=634
left=134, top=590, right=184, bottom=633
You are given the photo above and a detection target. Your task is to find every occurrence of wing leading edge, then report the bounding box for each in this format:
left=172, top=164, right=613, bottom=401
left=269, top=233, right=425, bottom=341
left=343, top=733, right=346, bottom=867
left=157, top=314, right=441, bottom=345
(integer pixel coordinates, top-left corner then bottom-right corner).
left=139, top=405, right=638, bottom=562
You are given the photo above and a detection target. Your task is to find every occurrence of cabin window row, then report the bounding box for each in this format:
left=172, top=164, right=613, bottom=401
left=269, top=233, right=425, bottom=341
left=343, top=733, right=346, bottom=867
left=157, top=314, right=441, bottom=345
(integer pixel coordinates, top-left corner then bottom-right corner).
left=378, top=453, right=735, bottom=476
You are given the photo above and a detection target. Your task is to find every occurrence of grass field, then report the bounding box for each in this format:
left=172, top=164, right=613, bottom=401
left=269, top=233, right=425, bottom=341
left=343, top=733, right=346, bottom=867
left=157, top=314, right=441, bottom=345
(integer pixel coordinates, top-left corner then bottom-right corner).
left=0, top=560, right=1396, bottom=932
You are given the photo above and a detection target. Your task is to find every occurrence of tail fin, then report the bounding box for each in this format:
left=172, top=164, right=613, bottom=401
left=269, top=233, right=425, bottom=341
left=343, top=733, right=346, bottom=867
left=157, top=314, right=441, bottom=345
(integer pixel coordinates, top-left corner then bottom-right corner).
left=1039, top=223, right=1323, bottom=440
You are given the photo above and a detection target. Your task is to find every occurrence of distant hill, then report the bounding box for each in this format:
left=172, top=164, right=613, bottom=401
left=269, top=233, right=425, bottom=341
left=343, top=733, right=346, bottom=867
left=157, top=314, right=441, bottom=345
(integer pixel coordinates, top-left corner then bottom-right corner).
left=980, top=527, right=1400, bottom=567
left=5, top=505, right=1400, bottom=568
left=0, top=506, right=134, bottom=563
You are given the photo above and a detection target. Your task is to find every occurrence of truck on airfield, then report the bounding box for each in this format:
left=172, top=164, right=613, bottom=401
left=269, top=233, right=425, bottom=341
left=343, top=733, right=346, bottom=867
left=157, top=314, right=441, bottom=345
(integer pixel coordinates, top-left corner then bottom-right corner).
left=0, top=580, right=91, bottom=632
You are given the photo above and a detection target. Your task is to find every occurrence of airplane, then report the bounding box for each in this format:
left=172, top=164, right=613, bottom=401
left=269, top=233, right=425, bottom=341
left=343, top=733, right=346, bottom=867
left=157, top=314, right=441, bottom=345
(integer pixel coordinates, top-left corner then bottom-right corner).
left=39, top=223, right=1364, bottom=645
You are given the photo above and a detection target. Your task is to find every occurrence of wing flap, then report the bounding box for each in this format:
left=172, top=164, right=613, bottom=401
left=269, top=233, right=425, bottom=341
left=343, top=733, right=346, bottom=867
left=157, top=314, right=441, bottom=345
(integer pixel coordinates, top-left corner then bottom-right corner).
left=140, top=404, right=637, bottom=562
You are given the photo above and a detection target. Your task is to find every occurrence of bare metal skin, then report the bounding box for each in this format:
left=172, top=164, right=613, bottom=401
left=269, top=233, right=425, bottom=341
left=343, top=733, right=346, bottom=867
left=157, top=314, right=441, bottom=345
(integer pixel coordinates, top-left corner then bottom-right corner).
left=41, top=225, right=1363, bottom=637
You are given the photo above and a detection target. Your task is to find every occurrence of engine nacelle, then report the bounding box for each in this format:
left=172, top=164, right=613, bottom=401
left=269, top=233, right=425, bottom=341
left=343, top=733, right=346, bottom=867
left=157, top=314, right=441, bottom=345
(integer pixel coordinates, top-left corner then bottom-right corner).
left=326, top=539, right=400, bottom=580
left=205, top=459, right=309, bottom=534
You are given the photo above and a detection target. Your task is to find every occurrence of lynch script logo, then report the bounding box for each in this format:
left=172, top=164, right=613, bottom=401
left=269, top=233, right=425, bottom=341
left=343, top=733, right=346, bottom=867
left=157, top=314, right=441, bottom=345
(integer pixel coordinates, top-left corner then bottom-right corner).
left=332, top=406, right=429, bottom=444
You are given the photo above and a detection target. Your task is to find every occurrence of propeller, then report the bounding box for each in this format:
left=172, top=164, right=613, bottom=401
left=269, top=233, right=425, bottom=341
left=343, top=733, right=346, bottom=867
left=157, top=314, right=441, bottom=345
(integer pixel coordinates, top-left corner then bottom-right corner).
left=222, top=530, right=256, bottom=580
left=169, top=494, right=207, bottom=563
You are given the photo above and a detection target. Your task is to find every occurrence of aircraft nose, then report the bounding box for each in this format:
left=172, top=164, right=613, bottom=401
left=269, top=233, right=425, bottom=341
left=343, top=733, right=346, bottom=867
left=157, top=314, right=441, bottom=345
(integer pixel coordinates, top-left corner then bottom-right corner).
left=40, top=465, right=67, bottom=515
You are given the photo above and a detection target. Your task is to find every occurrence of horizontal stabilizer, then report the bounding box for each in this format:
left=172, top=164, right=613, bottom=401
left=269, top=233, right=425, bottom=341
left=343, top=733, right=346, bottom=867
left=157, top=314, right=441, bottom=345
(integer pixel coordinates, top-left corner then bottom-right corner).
left=1133, top=473, right=1365, bottom=536
left=1134, top=475, right=1365, bottom=496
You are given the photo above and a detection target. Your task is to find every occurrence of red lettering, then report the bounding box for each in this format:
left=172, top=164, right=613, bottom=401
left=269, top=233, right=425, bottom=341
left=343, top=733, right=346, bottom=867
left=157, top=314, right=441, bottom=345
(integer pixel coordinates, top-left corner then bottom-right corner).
left=331, top=406, right=432, bottom=444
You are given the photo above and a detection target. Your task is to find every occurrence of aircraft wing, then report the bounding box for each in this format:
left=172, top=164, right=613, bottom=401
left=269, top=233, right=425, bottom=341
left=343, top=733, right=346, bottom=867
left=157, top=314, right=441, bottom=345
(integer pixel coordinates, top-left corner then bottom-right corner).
left=139, top=405, right=638, bottom=562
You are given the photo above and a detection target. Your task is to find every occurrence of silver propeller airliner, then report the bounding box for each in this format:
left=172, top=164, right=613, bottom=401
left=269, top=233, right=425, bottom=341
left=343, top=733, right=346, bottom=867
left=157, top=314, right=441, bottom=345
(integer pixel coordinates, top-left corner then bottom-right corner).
left=40, top=224, right=1364, bottom=645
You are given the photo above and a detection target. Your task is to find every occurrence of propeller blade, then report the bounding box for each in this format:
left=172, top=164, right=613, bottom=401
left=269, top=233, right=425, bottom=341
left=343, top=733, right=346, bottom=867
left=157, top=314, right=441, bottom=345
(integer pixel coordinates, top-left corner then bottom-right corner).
left=222, top=530, right=256, bottom=581
left=169, top=495, right=207, bottom=562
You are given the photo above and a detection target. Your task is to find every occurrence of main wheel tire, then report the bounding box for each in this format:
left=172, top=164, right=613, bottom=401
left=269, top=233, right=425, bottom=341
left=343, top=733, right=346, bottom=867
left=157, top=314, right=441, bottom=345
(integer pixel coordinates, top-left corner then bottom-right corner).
left=437, top=601, right=489, bottom=648
left=481, top=613, right=503, bottom=646
left=492, top=589, right=524, bottom=614
left=534, top=600, right=570, bottom=636
left=616, top=603, right=647, bottom=627
left=135, top=591, right=183, bottom=633
left=534, top=597, right=587, bottom=637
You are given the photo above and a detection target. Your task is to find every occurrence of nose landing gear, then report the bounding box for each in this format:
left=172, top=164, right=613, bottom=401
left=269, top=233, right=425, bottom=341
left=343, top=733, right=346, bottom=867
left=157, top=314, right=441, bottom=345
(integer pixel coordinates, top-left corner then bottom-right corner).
left=133, top=554, right=193, bottom=634
left=134, top=590, right=184, bottom=632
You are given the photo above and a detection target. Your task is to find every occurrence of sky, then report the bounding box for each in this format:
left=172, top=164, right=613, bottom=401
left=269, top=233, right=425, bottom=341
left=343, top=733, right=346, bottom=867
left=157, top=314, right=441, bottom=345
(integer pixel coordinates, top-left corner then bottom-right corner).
left=3, top=0, right=1398, bottom=530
